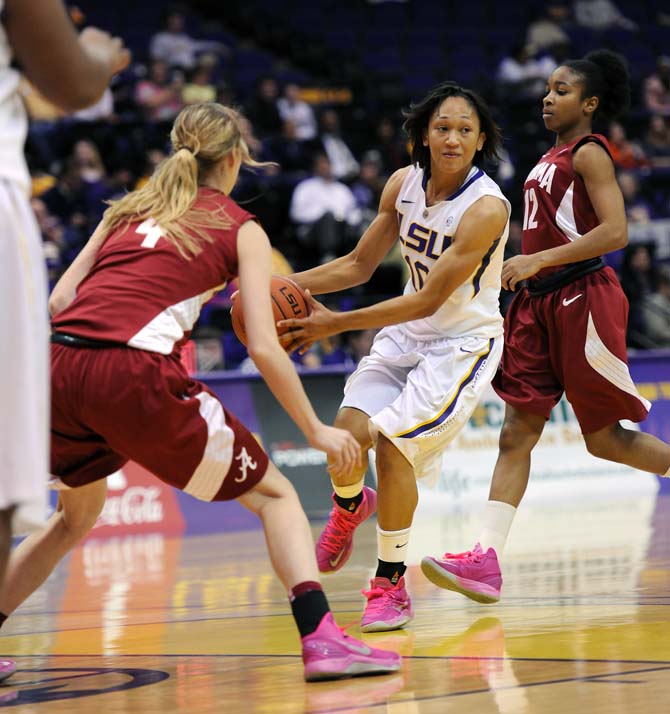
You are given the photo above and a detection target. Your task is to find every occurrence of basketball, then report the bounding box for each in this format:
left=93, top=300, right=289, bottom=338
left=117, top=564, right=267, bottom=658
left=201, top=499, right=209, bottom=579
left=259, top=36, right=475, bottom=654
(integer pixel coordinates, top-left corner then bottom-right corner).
left=230, top=275, right=311, bottom=351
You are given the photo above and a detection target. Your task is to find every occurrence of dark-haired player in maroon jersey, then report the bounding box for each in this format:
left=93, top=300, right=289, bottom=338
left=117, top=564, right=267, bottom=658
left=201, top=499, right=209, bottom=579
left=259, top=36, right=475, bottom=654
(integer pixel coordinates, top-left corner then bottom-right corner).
left=421, top=50, right=670, bottom=603
left=0, top=103, right=400, bottom=682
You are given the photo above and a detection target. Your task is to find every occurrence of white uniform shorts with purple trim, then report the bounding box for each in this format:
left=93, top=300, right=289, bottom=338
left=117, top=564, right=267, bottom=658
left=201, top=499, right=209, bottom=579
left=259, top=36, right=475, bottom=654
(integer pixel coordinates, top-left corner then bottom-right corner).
left=341, top=324, right=503, bottom=482
left=0, top=179, right=49, bottom=533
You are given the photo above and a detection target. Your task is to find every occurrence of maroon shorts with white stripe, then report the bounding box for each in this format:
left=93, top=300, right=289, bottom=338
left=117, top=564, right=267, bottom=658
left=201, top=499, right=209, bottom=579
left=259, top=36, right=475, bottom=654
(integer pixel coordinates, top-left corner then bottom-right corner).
left=51, top=343, right=268, bottom=499
left=493, top=266, right=650, bottom=434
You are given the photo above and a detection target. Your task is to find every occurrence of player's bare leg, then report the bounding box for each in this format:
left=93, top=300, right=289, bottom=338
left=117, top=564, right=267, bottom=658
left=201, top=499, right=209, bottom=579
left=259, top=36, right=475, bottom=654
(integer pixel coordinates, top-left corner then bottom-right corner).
left=0, top=480, right=107, bottom=617
left=422, top=405, right=545, bottom=603
left=583, top=422, right=670, bottom=476
left=238, top=463, right=401, bottom=681
left=0, top=507, right=16, bottom=682
left=360, top=434, right=415, bottom=632
left=316, top=408, right=377, bottom=573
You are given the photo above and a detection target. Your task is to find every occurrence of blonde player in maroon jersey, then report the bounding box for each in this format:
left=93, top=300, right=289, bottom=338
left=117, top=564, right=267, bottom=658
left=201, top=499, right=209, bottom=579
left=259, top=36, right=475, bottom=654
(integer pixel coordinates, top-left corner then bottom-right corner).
left=421, top=50, right=670, bottom=604
left=0, top=0, right=130, bottom=683
left=0, top=103, right=400, bottom=682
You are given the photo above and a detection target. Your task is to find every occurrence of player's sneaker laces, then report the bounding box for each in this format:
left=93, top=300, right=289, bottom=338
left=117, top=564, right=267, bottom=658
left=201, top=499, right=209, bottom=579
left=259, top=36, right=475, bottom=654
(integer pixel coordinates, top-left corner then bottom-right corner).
left=421, top=543, right=502, bottom=604
left=301, top=612, right=401, bottom=682
left=0, top=659, right=16, bottom=684
left=316, top=486, right=377, bottom=573
left=360, top=576, right=413, bottom=633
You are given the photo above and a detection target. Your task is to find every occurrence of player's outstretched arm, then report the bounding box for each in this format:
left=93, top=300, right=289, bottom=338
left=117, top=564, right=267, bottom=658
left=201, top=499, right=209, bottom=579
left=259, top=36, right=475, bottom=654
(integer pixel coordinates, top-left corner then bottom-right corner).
left=5, top=0, right=130, bottom=111
left=237, top=221, right=361, bottom=478
left=279, top=195, right=508, bottom=349
left=289, top=167, right=411, bottom=295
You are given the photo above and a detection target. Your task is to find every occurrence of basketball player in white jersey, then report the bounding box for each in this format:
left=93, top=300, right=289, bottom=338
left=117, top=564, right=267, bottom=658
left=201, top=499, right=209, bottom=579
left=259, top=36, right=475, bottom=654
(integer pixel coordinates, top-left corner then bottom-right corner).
left=278, top=82, right=511, bottom=631
left=0, top=0, right=129, bottom=680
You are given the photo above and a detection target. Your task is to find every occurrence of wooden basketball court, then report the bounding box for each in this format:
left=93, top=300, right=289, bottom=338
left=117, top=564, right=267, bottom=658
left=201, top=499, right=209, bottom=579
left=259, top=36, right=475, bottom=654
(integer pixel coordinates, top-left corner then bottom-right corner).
left=1, top=493, right=668, bottom=713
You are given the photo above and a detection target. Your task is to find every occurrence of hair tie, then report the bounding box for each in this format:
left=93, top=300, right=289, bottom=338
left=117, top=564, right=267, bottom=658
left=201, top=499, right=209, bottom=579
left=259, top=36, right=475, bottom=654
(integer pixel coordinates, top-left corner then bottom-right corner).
left=175, top=144, right=194, bottom=154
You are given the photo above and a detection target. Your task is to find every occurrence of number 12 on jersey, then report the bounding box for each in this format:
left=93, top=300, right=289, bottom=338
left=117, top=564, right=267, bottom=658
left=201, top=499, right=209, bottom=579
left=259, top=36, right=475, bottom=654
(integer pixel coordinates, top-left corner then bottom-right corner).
left=522, top=188, right=539, bottom=231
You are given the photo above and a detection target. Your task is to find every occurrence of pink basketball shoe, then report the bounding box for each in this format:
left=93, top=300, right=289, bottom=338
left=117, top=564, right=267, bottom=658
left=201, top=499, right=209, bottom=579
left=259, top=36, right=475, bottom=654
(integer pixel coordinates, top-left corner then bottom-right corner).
left=0, top=659, right=16, bottom=683
left=301, top=612, right=401, bottom=681
left=360, top=576, right=413, bottom=633
left=421, top=543, right=502, bottom=604
left=316, top=487, right=377, bottom=573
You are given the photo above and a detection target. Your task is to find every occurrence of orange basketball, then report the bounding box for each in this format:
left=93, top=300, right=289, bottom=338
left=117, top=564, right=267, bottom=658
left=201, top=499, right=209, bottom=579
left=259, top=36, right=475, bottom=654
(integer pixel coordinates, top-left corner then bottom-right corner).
left=230, top=276, right=311, bottom=351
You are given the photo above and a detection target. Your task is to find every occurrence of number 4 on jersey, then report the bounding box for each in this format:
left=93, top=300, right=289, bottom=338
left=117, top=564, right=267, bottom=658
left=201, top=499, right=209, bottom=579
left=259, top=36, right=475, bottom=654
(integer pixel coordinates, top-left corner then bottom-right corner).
left=137, top=218, right=165, bottom=248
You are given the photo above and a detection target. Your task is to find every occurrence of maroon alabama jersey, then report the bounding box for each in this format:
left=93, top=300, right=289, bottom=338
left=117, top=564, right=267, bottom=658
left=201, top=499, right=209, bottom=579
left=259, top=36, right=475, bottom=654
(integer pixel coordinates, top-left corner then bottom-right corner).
left=522, top=134, right=610, bottom=280
left=52, top=188, right=254, bottom=354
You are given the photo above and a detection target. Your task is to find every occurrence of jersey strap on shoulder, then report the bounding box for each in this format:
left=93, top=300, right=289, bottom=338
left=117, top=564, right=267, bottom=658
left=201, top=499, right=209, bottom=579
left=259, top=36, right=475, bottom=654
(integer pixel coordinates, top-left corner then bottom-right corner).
left=571, top=135, right=612, bottom=161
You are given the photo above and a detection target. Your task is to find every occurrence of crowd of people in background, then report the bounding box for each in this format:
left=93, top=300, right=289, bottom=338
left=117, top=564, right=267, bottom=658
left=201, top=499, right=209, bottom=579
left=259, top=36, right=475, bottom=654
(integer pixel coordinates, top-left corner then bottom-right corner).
left=22, top=3, right=670, bottom=369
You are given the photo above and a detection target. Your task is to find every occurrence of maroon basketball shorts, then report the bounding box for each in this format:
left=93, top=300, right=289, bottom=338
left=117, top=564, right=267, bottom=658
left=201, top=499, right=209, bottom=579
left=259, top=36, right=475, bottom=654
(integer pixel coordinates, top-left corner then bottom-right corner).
left=494, top=267, right=650, bottom=434
left=50, top=344, right=268, bottom=499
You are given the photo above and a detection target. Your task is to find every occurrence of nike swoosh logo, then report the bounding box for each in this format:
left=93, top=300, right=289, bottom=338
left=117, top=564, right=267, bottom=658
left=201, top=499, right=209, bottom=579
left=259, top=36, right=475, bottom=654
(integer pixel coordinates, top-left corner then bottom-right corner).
left=395, top=542, right=408, bottom=548
left=342, top=640, right=372, bottom=655
left=562, top=294, right=583, bottom=306
left=459, top=347, right=473, bottom=353
left=400, top=199, right=414, bottom=203
left=329, top=551, right=346, bottom=568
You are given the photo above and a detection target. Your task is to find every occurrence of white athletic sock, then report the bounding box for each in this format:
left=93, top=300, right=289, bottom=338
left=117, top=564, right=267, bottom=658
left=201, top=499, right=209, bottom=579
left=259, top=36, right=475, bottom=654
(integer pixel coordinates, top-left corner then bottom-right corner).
left=478, top=500, right=517, bottom=555
left=377, top=525, right=411, bottom=563
left=331, top=477, right=365, bottom=499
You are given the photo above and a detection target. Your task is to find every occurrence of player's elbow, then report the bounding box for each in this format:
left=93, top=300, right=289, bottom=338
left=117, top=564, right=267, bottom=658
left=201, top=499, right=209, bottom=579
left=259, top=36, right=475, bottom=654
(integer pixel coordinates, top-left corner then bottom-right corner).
left=612, top=225, right=628, bottom=250
left=48, top=292, right=69, bottom=317
left=246, top=337, right=281, bottom=365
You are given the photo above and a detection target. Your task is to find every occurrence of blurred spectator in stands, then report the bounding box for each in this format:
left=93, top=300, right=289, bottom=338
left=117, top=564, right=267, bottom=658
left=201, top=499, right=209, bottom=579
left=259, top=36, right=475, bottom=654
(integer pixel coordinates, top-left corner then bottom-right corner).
left=573, top=0, right=638, bottom=30
left=525, top=3, right=571, bottom=55
left=350, top=151, right=384, bottom=225
left=321, top=329, right=377, bottom=367
left=620, top=243, right=659, bottom=347
left=277, top=83, right=317, bottom=141
left=31, top=198, right=64, bottom=291
left=135, top=60, right=184, bottom=123
left=368, top=117, right=407, bottom=177
left=318, top=109, right=360, bottom=182
left=643, top=56, right=670, bottom=117
left=617, top=171, right=654, bottom=223
left=135, top=148, right=167, bottom=190
left=182, top=64, right=217, bottom=105
left=72, top=139, right=106, bottom=184
left=497, top=42, right=556, bottom=102
left=244, top=76, right=283, bottom=138
left=149, top=9, right=228, bottom=71
left=643, top=115, right=670, bottom=169
left=608, top=121, right=649, bottom=170
left=642, top=267, right=670, bottom=348
left=20, top=79, right=65, bottom=172
left=40, top=160, right=87, bottom=225
left=289, top=153, right=362, bottom=265
left=266, top=120, right=313, bottom=175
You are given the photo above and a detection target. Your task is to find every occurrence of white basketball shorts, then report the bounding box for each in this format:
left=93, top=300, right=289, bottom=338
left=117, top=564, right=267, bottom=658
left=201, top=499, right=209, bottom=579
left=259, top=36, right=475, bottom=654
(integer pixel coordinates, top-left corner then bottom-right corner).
left=0, top=179, right=49, bottom=532
left=341, top=324, right=503, bottom=482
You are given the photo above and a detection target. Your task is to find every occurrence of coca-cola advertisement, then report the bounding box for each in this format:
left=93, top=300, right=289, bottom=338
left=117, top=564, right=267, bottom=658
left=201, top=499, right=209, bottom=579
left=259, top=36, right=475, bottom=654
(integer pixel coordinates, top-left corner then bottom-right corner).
left=89, top=462, right=186, bottom=538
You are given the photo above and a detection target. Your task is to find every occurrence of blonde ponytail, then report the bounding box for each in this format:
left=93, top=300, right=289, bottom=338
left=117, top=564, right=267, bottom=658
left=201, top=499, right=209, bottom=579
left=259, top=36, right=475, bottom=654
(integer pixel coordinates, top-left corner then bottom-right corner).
left=102, top=103, right=268, bottom=258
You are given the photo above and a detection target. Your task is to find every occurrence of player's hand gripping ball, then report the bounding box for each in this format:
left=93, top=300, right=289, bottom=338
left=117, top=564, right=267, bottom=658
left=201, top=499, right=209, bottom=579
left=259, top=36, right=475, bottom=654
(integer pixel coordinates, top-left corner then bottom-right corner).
left=230, top=276, right=311, bottom=352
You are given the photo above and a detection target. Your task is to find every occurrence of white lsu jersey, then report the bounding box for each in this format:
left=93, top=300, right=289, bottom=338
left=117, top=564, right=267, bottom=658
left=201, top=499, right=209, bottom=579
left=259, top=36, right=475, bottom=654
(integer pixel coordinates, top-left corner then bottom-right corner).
left=394, top=164, right=510, bottom=341
left=0, top=0, right=30, bottom=193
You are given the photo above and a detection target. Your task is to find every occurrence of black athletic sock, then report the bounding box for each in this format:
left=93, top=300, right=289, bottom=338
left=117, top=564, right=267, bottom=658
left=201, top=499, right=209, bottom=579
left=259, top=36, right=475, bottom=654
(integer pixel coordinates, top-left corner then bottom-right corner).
left=375, top=559, right=406, bottom=585
left=289, top=581, right=330, bottom=638
left=334, top=490, right=364, bottom=513
left=0, top=612, right=7, bottom=628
